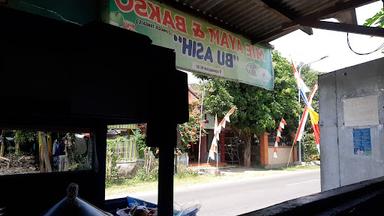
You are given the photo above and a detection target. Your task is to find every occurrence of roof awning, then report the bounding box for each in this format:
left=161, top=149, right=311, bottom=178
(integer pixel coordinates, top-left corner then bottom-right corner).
left=161, top=0, right=383, bottom=44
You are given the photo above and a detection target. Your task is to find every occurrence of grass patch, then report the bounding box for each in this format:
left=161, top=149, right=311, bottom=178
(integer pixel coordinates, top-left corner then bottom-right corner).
left=107, top=179, right=158, bottom=194
left=283, top=164, right=320, bottom=171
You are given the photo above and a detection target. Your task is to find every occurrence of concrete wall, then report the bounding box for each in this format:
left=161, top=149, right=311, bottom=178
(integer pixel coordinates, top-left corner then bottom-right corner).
left=320, top=57, right=384, bottom=191
left=266, top=146, right=295, bottom=168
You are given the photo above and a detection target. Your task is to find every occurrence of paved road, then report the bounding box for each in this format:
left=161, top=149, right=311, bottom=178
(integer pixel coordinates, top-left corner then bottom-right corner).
left=130, top=169, right=320, bottom=215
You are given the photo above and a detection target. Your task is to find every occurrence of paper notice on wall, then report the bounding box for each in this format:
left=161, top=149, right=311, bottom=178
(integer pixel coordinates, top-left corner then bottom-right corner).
left=343, top=95, right=379, bottom=127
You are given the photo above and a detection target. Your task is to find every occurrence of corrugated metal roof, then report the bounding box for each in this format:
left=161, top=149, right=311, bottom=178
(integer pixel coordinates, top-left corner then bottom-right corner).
left=162, top=0, right=377, bottom=44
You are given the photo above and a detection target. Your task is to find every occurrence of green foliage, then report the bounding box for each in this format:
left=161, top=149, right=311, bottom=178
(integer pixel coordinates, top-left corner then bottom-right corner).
left=364, top=8, right=384, bottom=27
left=178, top=100, right=202, bottom=151
left=106, top=138, right=120, bottom=183
left=174, top=165, right=198, bottom=179
left=204, top=79, right=234, bottom=117
left=203, top=51, right=301, bottom=136
left=299, top=65, right=317, bottom=90
left=299, top=64, right=319, bottom=111
left=302, top=132, right=320, bottom=162
left=14, top=130, right=35, bottom=154
left=106, top=164, right=198, bottom=188
left=178, top=115, right=199, bottom=151
left=14, top=130, right=35, bottom=144
left=133, top=129, right=146, bottom=159
left=72, top=155, right=90, bottom=170
left=133, top=166, right=158, bottom=182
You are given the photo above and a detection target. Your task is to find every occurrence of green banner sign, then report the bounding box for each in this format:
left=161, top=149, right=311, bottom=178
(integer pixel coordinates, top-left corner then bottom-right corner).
left=107, top=0, right=274, bottom=90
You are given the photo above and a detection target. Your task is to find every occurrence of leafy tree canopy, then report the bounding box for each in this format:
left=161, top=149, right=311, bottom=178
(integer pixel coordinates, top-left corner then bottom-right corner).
left=364, top=8, right=384, bottom=27
left=200, top=51, right=307, bottom=136
left=297, top=63, right=319, bottom=112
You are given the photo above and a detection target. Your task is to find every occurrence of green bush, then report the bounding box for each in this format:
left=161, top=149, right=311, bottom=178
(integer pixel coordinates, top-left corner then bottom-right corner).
left=302, top=132, right=320, bottom=162
left=175, top=165, right=198, bottom=179
left=106, top=138, right=120, bottom=185
left=133, top=166, right=159, bottom=182
left=132, top=129, right=146, bottom=159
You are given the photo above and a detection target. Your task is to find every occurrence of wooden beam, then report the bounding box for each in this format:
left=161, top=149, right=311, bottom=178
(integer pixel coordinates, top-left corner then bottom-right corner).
left=298, top=0, right=377, bottom=22
left=300, top=26, right=314, bottom=35
left=259, top=0, right=313, bottom=36
left=253, top=0, right=377, bottom=43
left=251, top=24, right=301, bottom=44
left=259, top=0, right=296, bottom=20
left=298, top=21, right=384, bottom=37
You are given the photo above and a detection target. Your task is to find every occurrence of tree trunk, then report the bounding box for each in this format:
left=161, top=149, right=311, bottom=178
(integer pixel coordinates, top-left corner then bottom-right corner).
left=43, top=133, right=52, bottom=172
left=0, top=142, right=4, bottom=157
left=241, top=129, right=252, bottom=167
left=0, top=130, right=5, bottom=157
left=38, top=132, right=52, bottom=172
left=38, top=132, right=44, bottom=171
left=15, top=142, right=20, bottom=155
left=243, top=135, right=252, bottom=167
left=47, top=133, right=53, bottom=159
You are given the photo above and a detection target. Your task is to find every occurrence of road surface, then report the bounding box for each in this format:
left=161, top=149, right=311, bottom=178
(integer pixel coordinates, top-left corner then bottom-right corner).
left=129, top=169, right=320, bottom=216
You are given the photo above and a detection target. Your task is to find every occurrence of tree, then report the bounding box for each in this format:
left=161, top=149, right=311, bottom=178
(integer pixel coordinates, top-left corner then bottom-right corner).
left=0, top=130, right=5, bottom=157
left=14, top=130, right=35, bottom=155
left=106, top=137, right=120, bottom=181
left=364, top=8, right=384, bottom=27
left=132, top=128, right=146, bottom=159
left=38, top=131, right=52, bottom=172
left=302, top=132, right=320, bottom=162
left=202, top=51, right=302, bottom=167
left=178, top=99, right=201, bottom=152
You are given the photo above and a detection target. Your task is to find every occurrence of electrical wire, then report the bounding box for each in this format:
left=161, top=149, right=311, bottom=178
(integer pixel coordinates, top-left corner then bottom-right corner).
left=346, top=0, right=384, bottom=55
left=347, top=32, right=384, bottom=55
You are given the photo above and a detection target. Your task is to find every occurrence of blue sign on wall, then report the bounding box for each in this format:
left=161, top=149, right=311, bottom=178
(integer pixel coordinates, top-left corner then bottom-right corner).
left=353, top=128, right=371, bottom=156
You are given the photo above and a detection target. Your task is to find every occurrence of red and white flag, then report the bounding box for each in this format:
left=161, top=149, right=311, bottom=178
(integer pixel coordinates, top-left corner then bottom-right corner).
left=208, top=107, right=237, bottom=161
left=279, top=118, right=287, bottom=129
left=273, top=118, right=287, bottom=158
left=292, top=62, right=310, bottom=93
left=208, top=115, right=219, bottom=160
left=219, top=107, right=236, bottom=129
left=294, top=84, right=318, bottom=145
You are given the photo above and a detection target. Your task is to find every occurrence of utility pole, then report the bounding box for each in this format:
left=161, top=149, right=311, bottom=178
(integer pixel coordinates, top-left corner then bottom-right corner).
left=198, top=83, right=205, bottom=170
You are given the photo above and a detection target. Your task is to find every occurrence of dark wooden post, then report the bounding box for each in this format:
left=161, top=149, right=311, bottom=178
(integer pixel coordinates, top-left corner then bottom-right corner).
left=201, top=135, right=207, bottom=163
left=94, top=124, right=107, bottom=207
left=220, top=131, right=226, bottom=163
left=147, top=121, right=176, bottom=216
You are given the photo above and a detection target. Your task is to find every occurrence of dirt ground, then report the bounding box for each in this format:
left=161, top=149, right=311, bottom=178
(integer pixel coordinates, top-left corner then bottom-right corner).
left=0, top=154, right=39, bottom=175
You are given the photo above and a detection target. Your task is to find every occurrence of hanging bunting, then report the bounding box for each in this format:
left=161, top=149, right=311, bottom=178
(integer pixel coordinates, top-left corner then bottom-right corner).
left=208, top=107, right=237, bottom=161
left=273, top=118, right=287, bottom=158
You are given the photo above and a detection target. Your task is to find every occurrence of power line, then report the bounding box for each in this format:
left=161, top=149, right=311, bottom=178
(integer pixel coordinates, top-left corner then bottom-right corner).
left=346, top=32, right=384, bottom=55
left=346, top=1, right=384, bottom=55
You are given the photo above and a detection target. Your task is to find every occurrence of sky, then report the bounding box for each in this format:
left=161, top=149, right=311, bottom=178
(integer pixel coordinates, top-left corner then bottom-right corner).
left=188, top=1, right=383, bottom=83
left=270, top=1, right=383, bottom=73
